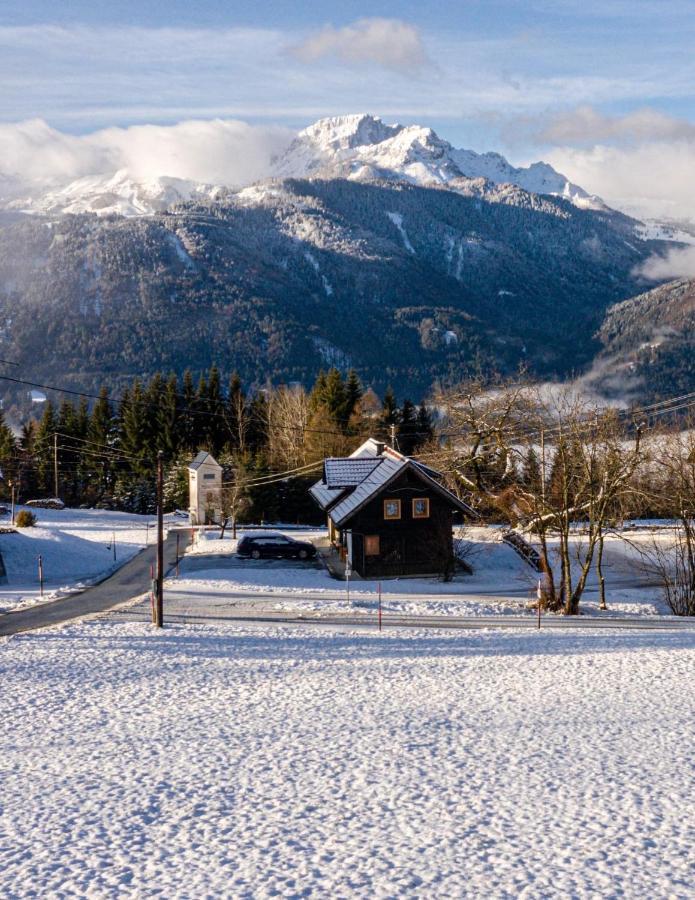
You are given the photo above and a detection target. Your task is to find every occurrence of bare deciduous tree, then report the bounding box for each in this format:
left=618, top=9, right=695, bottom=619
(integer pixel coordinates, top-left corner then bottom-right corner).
left=627, top=428, right=695, bottom=616
left=266, top=386, right=310, bottom=470
left=424, top=381, right=647, bottom=614
left=220, top=456, right=252, bottom=539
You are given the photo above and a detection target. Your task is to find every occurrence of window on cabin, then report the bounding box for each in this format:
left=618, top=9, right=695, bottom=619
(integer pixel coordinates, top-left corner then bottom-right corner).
left=365, top=535, right=380, bottom=556
left=203, top=473, right=216, bottom=480
left=412, top=498, right=430, bottom=518
left=384, top=499, right=401, bottom=520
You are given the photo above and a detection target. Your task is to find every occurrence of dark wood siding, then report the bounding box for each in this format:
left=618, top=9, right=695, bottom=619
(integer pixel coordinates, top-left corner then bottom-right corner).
left=344, top=469, right=455, bottom=577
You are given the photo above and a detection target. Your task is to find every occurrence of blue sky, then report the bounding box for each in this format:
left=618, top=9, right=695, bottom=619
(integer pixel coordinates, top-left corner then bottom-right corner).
left=3, top=1, right=695, bottom=139
left=1, top=2, right=695, bottom=219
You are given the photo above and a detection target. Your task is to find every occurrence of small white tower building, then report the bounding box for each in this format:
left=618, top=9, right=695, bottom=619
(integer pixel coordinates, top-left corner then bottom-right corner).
left=188, top=451, right=223, bottom=525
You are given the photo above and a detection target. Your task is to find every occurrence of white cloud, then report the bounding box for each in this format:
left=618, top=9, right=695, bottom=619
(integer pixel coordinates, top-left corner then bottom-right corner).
left=291, top=18, right=427, bottom=72
left=0, top=118, right=293, bottom=189
left=537, top=105, right=695, bottom=144
left=636, top=246, right=695, bottom=280
left=545, top=139, right=695, bottom=221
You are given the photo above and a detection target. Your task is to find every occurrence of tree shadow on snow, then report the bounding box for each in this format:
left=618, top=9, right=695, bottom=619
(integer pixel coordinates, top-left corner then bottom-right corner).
left=17, top=620, right=695, bottom=665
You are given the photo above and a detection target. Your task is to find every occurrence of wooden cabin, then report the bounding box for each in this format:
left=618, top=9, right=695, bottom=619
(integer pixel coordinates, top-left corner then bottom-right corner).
left=310, top=439, right=473, bottom=578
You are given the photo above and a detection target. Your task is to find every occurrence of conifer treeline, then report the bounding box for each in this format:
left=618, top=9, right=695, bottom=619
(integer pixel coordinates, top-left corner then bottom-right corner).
left=0, top=366, right=434, bottom=519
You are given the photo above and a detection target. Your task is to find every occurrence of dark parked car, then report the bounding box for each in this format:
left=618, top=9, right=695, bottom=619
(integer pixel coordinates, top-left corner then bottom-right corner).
left=237, top=533, right=317, bottom=561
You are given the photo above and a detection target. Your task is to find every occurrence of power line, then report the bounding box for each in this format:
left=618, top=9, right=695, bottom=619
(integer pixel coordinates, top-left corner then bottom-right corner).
left=55, top=445, right=151, bottom=467
left=222, top=460, right=324, bottom=488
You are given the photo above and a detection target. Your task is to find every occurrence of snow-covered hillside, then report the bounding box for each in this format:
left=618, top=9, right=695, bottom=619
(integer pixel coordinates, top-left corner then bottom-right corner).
left=271, top=114, right=604, bottom=208
left=0, top=506, right=156, bottom=612
left=1, top=114, right=604, bottom=217
left=6, top=169, right=228, bottom=217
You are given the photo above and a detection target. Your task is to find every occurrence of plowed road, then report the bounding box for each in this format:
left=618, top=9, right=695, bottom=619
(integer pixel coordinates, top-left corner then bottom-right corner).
left=0, top=530, right=187, bottom=637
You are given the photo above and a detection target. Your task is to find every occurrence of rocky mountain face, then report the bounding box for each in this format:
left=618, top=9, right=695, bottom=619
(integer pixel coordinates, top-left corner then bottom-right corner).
left=0, top=171, right=667, bottom=404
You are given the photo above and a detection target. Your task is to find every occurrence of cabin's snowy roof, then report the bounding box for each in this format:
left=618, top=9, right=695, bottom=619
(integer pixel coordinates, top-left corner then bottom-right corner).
left=309, top=482, right=347, bottom=510
left=329, top=456, right=406, bottom=526
left=310, top=439, right=476, bottom=526
left=324, top=457, right=381, bottom=488
left=349, top=438, right=386, bottom=459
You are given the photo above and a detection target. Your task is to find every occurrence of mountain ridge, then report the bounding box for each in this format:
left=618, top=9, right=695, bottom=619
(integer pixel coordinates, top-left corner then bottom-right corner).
left=1, top=113, right=604, bottom=218
left=271, top=114, right=603, bottom=208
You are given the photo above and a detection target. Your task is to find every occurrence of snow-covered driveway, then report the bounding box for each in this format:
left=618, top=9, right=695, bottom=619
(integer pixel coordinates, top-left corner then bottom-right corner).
left=1, top=620, right=693, bottom=897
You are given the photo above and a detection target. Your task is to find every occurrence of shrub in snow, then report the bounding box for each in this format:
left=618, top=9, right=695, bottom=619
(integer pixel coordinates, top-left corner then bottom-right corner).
left=15, top=510, right=37, bottom=527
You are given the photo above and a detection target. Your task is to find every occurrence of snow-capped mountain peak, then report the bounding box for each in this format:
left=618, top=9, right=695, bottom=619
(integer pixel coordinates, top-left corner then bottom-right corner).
left=271, top=113, right=603, bottom=208
left=299, top=113, right=400, bottom=152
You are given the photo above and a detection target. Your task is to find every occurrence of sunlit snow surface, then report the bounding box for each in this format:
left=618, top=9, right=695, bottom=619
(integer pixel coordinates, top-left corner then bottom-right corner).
left=0, top=507, right=162, bottom=613
left=1, top=619, right=693, bottom=897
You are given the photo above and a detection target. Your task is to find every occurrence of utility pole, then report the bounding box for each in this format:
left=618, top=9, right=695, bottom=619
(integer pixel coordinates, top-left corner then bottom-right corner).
left=9, top=480, right=15, bottom=526
left=53, top=433, right=59, bottom=499
left=155, top=450, right=164, bottom=628
left=390, top=423, right=396, bottom=448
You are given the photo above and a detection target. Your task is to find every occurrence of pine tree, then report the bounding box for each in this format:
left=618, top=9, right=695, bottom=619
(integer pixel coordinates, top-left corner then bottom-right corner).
left=35, top=401, right=58, bottom=494
left=179, top=369, right=197, bottom=453
left=20, top=421, right=36, bottom=455
left=206, top=364, right=225, bottom=455
left=415, top=402, right=434, bottom=447
left=121, top=380, right=149, bottom=470
left=195, top=373, right=209, bottom=449
left=75, top=397, right=90, bottom=440
left=158, top=374, right=179, bottom=457
left=397, top=398, right=419, bottom=455
left=381, top=386, right=400, bottom=442
left=522, top=446, right=542, bottom=492
left=144, top=373, right=165, bottom=455
left=323, top=368, right=347, bottom=424
left=88, top=387, right=115, bottom=497
left=54, top=400, right=78, bottom=500
left=89, top=387, right=113, bottom=447
left=308, top=371, right=328, bottom=414
left=163, top=453, right=191, bottom=511
left=18, top=421, right=38, bottom=499
left=340, top=369, right=362, bottom=431
left=225, top=372, right=245, bottom=453
left=57, top=399, right=77, bottom=438
left=0, top=410, right=17, bottom=497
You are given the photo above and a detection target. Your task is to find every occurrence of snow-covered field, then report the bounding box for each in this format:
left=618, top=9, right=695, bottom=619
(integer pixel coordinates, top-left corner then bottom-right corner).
left=0, top=507, right=164, bottom=613
left=1, top=618, right=693, bottom=897
left=0, top=510, right=680, bottom=621
left=172, top=525, right=673, bottom=620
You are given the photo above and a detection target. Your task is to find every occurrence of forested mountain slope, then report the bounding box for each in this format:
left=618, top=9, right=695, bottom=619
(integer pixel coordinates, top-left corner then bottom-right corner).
left=594, top=278, right=695, bottom=402
left=0, top=175, right=668, bottom=404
